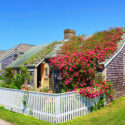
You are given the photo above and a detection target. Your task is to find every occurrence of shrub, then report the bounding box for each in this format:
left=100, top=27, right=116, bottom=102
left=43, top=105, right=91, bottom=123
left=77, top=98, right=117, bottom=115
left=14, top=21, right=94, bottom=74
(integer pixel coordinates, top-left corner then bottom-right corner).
left=0, top=80, right=6, bottom=88
left=1, top=66, right=31, bottom=89
left=2, top=67, right=14, bottom=86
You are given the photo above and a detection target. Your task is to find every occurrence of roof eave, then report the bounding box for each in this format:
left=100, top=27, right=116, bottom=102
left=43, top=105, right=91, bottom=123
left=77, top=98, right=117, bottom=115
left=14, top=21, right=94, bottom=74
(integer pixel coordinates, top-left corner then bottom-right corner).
left=0, top=49, right=17, bottom=62
left=104, top=42, right=125, bottom=67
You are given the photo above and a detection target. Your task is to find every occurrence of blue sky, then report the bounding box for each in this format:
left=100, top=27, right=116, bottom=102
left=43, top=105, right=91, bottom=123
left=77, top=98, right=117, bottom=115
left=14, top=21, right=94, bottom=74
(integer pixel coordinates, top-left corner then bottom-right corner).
left=0, top=0, right=125, bottom=50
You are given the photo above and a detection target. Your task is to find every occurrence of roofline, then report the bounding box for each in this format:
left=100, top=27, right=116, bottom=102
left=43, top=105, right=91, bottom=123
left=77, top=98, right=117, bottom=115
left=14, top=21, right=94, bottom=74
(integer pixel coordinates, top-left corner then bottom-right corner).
left=1, top=43, right=35, bottom=52
left=10, top=59, right=44, bottom=69
left=0, top=43, right=35, bottom=61
left=35, top=59, right=44, bottom=67
left=19, top=43, right=35, bottom=46
left=12, top=65, right=35, bottom=69
left=0, top=49, right=17, bottom=62
left=14, top=43, right=35, bottom=50
left=104, top=42, right=125, bottom=67
left=0, top=44, right=21, bottom=61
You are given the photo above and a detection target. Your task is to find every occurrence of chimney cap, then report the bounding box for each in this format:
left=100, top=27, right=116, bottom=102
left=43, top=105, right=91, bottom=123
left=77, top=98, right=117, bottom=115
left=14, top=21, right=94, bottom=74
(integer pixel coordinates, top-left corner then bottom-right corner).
left=64, top=29, right=75, bottom=34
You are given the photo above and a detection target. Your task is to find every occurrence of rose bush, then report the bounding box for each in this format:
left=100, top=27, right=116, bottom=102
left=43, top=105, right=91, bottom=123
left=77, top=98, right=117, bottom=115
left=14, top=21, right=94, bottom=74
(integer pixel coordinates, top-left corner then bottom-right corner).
left=50, top=27, right=123, bottom=98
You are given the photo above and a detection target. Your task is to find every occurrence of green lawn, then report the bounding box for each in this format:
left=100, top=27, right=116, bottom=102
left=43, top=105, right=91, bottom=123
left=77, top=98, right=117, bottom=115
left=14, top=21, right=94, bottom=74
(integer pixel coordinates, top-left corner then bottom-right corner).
left=61, top=96, right=125, bottom=125
left=0, top=107, right=51, bottom=125
left=0, top=97, right=125, bottom=125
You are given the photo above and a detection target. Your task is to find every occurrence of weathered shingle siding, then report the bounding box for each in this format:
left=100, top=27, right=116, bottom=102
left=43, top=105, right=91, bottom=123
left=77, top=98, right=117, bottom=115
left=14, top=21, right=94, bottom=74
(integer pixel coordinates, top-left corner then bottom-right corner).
left=106, top=45, right=125, bottom=98
left=1, top=51, right=22, bottom=71
left=29, top=68, right=35, bottom=87
left=1, top=53, right=15, bottom=71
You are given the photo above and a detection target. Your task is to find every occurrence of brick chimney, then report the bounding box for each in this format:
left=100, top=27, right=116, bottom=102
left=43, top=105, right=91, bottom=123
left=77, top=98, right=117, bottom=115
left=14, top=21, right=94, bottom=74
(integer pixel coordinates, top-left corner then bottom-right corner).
left=64, top=29, right=76, bottom=40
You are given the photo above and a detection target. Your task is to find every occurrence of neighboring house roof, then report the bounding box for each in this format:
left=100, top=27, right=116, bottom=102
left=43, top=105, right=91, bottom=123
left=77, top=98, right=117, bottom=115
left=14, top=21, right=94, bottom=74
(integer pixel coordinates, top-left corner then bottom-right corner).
left=16, top=44, right=35, bottom=53
left=0, top=50, right=6, bottom=59
left=0, top=44, right=34, bottom=61
left=9, top=43, right=64, bottom=68
left=0, top=46, right=18, bottom=61
left=100, top=33, right=125, bottom=67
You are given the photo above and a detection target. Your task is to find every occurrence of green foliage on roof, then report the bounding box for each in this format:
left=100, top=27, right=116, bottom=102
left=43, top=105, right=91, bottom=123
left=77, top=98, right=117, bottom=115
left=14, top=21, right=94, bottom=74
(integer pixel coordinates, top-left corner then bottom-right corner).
left=9, top=40, right=64, bottom=68
left=24, top=41, right=58, bottom=66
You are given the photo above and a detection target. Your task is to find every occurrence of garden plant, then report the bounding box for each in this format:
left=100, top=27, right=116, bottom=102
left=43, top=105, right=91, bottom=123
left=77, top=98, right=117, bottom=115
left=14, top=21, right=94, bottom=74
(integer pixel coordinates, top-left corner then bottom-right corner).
left=50, top=27, right=123, bottom=99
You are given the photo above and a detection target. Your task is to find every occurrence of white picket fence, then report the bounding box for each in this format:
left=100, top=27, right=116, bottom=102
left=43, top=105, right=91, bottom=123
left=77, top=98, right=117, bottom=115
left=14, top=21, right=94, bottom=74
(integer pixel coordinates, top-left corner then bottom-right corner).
left=0, top=87, right=100, bottom=123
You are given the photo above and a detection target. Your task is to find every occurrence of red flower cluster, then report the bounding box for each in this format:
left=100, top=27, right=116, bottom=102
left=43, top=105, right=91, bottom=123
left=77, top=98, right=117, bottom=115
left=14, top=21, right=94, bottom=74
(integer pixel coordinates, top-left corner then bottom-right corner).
left=50, top=27, right=123, bottom=98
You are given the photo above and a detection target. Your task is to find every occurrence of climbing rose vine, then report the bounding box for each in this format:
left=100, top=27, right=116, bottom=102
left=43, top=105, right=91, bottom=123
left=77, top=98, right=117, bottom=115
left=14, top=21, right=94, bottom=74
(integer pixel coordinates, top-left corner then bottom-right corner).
left=50, top=27, right=123, bottom=98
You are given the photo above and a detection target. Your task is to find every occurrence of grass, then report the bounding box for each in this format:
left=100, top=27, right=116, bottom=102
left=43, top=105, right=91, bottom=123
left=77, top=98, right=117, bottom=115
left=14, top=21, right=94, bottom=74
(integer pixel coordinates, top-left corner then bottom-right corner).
left=0, top=107, right=51, bottom=125
left=61, top=96, right=125, bottom=125
left=0, top=97, right=125, bottom=125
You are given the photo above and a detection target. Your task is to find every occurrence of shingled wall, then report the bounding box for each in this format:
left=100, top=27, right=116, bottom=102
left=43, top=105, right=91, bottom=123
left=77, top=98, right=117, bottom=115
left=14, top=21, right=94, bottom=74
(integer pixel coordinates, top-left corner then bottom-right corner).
left=106, top=45, right=125, bottom=98
left=1, top=51, right=21, bottom=71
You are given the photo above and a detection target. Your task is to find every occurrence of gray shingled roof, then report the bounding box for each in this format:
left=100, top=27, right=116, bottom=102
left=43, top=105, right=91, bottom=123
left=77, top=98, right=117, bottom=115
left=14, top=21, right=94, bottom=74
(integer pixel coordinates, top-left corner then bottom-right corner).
left=9, top=43, right=64, bottom=68
left=0, top=46, right=18, bottom=61
left=9, top=44, right=49, bottom=68
left=16, top=44, right=35, bottom=53
left=0, top=44, right=34, bottom=61
left=9, top=33, right=125, bottom=69
left=31, top=44, right=64, bottom=67
left=45, top=44, right=63, bottom=58
left=0, top=50, right=6, bottom=59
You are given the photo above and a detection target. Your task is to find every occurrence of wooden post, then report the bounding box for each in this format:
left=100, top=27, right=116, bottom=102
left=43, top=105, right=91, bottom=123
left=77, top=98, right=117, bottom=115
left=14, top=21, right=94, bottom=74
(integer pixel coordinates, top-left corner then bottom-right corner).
left=34, top=67, right=37, bottom=90
left=102, top=68, right=107, bottom=81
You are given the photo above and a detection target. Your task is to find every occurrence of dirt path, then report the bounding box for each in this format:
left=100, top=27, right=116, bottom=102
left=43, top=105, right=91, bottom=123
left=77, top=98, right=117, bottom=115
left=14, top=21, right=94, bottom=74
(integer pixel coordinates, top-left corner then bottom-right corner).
left=0, top=119, right=13, bottom=125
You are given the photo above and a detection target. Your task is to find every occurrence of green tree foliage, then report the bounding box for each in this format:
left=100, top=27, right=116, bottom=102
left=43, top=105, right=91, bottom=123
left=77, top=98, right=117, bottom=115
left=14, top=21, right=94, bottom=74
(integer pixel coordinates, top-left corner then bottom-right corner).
left=3, top=67, right=14, bottom=85
left=1, top=66, right=31, bottom=89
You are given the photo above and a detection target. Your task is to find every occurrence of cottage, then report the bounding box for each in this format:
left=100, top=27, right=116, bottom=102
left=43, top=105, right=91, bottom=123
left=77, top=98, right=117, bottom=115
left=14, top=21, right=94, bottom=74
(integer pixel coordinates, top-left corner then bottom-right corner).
left=9, top=43, right=65, bottom=92
left=9, top=29, right=125, bottom=98
left=0, top=44, right=34, bottom=72
left=9, top=29, right=75, bottom=92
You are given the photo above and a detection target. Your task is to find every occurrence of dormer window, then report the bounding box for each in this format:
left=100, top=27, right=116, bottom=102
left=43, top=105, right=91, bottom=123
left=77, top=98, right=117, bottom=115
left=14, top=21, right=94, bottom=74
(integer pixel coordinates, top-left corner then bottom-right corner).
left=13, top=54, right=18, bottom=60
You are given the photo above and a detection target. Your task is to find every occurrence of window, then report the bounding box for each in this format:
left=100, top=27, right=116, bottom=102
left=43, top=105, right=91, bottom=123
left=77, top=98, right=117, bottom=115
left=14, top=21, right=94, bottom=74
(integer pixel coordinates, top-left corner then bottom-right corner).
left=13, top=54, right=18, bottom=60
